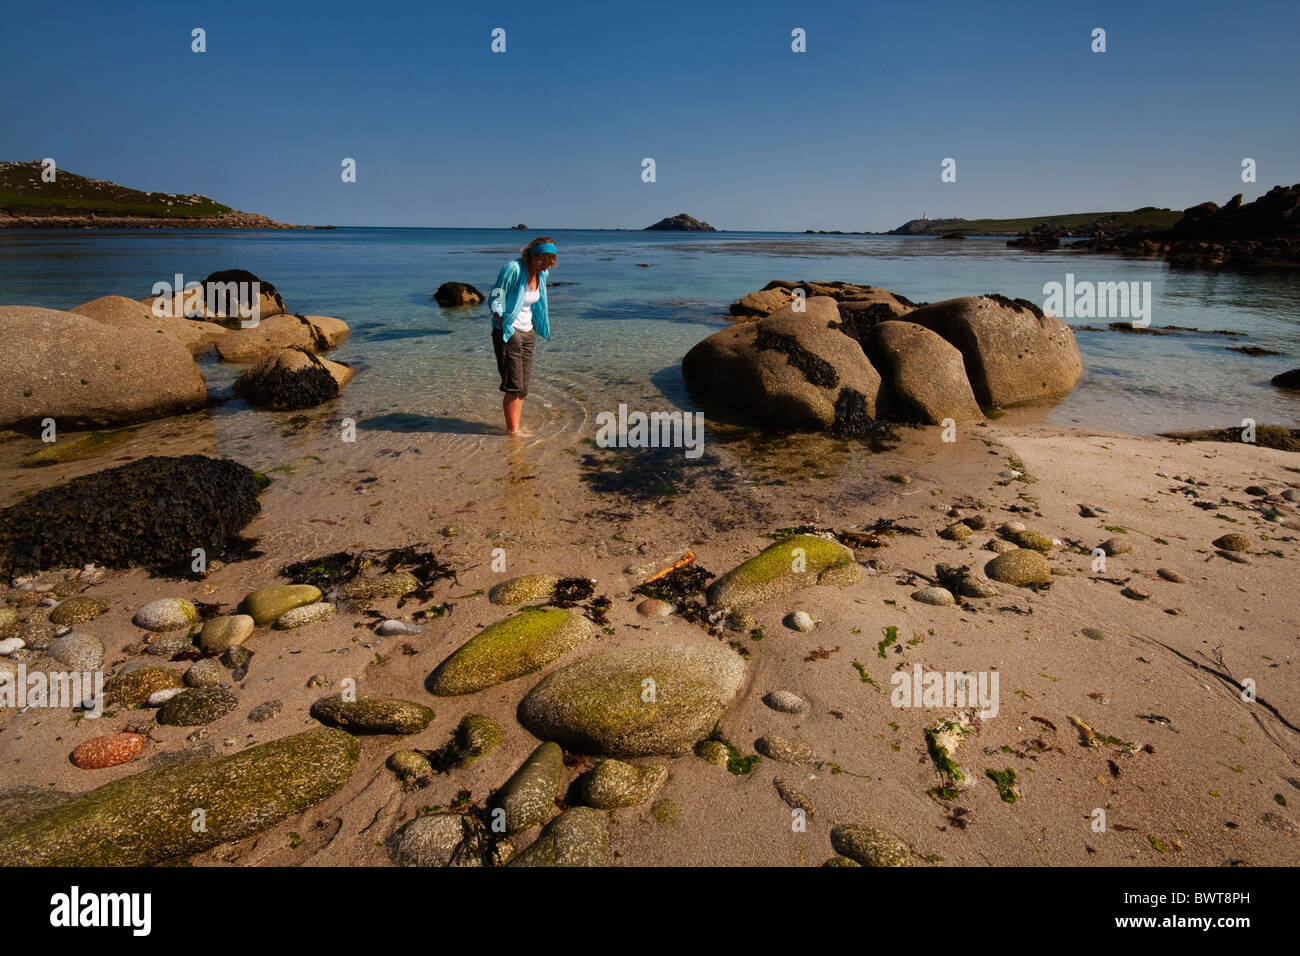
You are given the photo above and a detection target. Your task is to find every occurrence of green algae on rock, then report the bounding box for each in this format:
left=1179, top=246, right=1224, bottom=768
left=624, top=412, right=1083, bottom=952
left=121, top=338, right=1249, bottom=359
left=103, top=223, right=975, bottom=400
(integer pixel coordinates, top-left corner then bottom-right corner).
left=156, top=686, right=238, bottom=726
left=241, top=584, right=322, bottom=626
left=491, top=741, right=564, bottom=832
left=488, top=574, right=560, bottom=606
left=426, top=713, right=503, bottom=770
left=104, top=666, right=186, bottom=708
left=706, top=534, right=861, bottom=608
left=48, top=596, right=108, bottom=627
left=20, top=428, right=136, bottom=467
left=574, top=758, right=668, bottom=809
left=518, top=642, right=747, bottom=757
left=309, top=693, right=434, bottom=735
left=426, top=607, right=594, bottom=696
left=0, top=728, right=358, bottom=866
left=984, top=548, right=1051, bottom=586
left=338, top=571, right=420, bottom=601
left=386, top=749, right=433, bottom=780
left=508, top=805, right=609, bottom=867
left=829, top=823, right=912, bottom=867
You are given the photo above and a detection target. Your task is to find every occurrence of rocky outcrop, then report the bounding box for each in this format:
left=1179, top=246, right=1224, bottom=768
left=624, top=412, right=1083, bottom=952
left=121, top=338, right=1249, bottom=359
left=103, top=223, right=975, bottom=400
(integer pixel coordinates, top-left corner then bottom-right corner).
left=71, top=295, right=229, bottom=354
left=0, top=454, right=262, bottom=575
left=1271, top=368, right=1300, bottom=390
left=0, top=306, right=208, bottom=433
left=682, top=297, right=883, bottom=433
left=433, top=282, right=485, bottom=307
left=233, top=348, right=353, bottom=410
left=906, top=295, right=1083, bottom=407
left=644, top=213, right=716, bottom=232
left=864, top=321, right=983, bottom=423
left=215, top=313, right=349, bottom=363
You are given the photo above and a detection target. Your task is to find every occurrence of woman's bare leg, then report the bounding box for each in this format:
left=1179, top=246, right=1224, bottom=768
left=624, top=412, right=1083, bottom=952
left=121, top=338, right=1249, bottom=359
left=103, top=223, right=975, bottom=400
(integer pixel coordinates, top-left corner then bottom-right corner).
left=503, top=394, right=523, bottom=434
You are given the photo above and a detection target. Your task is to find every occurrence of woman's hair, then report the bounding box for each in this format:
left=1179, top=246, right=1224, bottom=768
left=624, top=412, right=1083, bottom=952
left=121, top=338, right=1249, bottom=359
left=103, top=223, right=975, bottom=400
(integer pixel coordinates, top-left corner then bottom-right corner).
left=522, top=236, right=557, bottom=271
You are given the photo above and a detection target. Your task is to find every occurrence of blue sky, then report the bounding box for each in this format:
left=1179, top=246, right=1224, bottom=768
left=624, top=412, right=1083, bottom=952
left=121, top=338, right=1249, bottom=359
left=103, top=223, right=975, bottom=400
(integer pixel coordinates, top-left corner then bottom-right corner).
left=2, top=0, right=1297, bottom=230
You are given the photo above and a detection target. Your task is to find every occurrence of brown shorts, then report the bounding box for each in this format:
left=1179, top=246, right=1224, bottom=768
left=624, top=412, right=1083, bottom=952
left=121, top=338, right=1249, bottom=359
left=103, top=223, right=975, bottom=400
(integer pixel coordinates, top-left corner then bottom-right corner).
left=492, top=326, right=535, bottom=398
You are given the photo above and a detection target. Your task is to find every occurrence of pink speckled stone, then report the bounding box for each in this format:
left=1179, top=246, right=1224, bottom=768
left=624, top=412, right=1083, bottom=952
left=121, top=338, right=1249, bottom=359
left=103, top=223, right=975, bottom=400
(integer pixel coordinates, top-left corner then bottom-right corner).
left=71, top=732, right=145, bottom=769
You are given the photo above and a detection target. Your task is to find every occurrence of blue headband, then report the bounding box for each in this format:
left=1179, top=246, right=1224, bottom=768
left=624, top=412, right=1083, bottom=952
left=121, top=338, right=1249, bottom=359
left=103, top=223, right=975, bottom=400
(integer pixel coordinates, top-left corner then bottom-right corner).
left=531, top=242, right=557, bottom=255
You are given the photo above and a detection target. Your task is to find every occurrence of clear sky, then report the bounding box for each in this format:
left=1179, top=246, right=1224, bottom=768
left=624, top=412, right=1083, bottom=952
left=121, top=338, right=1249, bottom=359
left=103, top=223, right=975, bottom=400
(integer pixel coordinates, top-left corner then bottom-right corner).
left=2, top=0, right=1297, bottom=230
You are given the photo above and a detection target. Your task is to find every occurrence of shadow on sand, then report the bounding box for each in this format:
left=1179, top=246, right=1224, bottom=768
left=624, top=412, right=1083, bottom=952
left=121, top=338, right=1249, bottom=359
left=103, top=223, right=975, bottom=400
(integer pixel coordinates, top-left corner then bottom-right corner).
left=359, top=412, right=499, bottom=435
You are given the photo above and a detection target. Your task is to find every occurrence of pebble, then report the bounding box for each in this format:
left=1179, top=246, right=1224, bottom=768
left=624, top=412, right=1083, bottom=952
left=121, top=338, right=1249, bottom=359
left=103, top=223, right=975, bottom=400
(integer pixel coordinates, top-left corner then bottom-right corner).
left=79, top=565, right=105, bottom=585
left=1010, top=529, right=1054, bottom=553
left=575, top=759, right=668, bottom=809
left=197, top=615, right=254, bottom=655
left=784, top=610, right=817, bottom=632
left=273, top=602, right=336, bottom=630
left=755, top=734, right=817, bottom=765
left=1217, top=549, right=1252, bottom=564
left=222, top=645, right=254, bottom=670
left=49, top=596, right=108, bottom=627
left=939, top=523, right=973, bottom=541
left=105, top=667, right=186, bottom=707
left=985, top=539, right=1017, bottom=554
left=1213, top=533, right=1251, bottom=552
left=830, top=824, right=911, bottom=867
left=247, top=699, right=283, bottom=722
left=71, top=733, right=145, bottom=770
left=999, top=521, right=1026, bottom=535
left=694, top=740, right=730, bottom=766
left=184, top=658, right=225, bottom=688
left=1121, top=586, right=1150, bottom=601
left=157, top=687, right=239, bottom=726
left=377, top=619, right=426, bottom=636
left=1081, top=627, right=1106, bottom=641
left=48, top=632, right=104, bottom=671
left=1282, top=489, right=1299, bottom=502
left=242, top=584, right=322, bottom=627
left=985, top=549, right=1051, bottom=586
left=387, top=749, right=433, bottom=780
left=1156, top=568, right=1184, bottom=583
left=0, top=637, right=24, bottom=656
left=1244, top=485, right=1270, bottom=496
left=133, top=598, right=200, bottom=632
left=1100, top=536, right=1132, bottom=556
left=999, top=469, right=1022, bottom=480
left=911, top=586, right=956, bottom=607
left=636, top=599, right=672, bottom=618
left=147, top=688, right=185, bottom=706
left=763, top=689, right=809, bottom=714
left=773, top=777, right=816, bottom=817
left=143, top=632, right=195, bottom=657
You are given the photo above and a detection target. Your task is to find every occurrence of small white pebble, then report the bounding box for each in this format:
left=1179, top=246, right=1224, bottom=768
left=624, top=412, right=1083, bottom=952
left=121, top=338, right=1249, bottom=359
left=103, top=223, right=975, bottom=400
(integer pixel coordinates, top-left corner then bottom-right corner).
left=0, top=637, right=26, bottom=656
left=147, top=688, right=185, bottom=706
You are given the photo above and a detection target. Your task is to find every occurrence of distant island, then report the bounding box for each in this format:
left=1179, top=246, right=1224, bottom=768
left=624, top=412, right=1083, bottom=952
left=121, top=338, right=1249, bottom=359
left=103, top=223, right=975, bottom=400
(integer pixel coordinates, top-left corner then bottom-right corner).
left=888, top=207, right=1181, bottom=237
left=644, top=213, right=716, bottom=232
left=0, top=160, right=301, bottom=229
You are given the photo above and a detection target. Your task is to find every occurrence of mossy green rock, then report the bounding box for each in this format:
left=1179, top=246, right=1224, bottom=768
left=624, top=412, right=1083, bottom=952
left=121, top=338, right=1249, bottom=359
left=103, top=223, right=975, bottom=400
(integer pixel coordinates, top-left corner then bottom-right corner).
left=104, top=666, right=185, bottom=708
left=132, top=597, right=200, bottom=632
left=509, top=806, right=609, bottom=867
left=387, top=749, right=433, bottom=780
left=706, top=534, right=860, bottom=608
left=48, top=596, right=108, bottom=627
left=518, top=642, right=748, bottom=757
left=20, top=429, right=136, bottom=468
left=1010, top=529, right=1054, bottom=553
left=309, top=693, right=434, bottom=735
left=156, top=686, right=238, bottom=726
left=575, top=759, right=668, bottom=809
left=0, top=728, right=358, bottom=865
left=338, top=572, right=420, bottom=601
left=822, top=855, right=862, bottom=867
left=830, top=823, right=911, bottom=867
left=426, top=607, right=594, bottom=696
left=492, top=741, right=564, bottom=832
left=488, top=574, right=559, bottom=606
left=445, top=714, right=504, bottom=768
left=242, top=584, right=321, bottom=626
left=197, top=614, right=254, bottom=654
left=985, top=548, right=1051, bottom=586
left=1213, top=533, right=1251, bottom=552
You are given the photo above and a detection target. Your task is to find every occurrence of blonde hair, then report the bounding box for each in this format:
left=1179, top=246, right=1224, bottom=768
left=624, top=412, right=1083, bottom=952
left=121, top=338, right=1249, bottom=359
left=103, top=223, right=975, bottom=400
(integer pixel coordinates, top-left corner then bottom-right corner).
left=521, top=236, right=557, bottom=271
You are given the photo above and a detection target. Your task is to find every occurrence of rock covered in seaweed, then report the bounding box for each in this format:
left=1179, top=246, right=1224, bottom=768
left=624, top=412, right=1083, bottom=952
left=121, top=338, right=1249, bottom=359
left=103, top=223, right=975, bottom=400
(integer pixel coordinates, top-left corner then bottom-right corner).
left=233, top=347, right=353, bottom=410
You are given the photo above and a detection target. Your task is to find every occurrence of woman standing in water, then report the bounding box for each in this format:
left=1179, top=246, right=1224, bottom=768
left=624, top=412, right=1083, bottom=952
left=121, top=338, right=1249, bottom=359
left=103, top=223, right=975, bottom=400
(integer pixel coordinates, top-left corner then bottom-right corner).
left=489, top=237, right=556, bottom=436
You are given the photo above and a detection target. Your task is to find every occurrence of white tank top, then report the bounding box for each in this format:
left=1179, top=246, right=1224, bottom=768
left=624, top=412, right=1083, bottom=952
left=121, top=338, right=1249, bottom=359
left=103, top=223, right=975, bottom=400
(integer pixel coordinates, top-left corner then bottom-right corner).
left=513, top=285, right=540, bottom=332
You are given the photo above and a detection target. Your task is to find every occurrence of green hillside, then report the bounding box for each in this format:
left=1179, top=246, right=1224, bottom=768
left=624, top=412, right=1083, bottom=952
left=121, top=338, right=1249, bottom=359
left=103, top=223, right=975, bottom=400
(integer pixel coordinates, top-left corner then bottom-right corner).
left=0, top=160, right=232, bottom=218
left=895, top=207, right=1183, bottom=236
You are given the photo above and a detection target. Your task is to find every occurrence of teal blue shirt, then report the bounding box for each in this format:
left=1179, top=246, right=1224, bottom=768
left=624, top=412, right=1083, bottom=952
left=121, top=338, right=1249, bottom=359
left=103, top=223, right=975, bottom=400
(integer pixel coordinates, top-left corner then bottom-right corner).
left=490, top=257, right=550, bottom=342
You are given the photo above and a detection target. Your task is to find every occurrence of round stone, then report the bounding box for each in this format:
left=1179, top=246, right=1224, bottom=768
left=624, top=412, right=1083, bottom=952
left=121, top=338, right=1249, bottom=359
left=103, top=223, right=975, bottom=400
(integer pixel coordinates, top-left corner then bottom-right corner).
left=762, top=689, right=809, bottom=714
left=273, top=602, right=336, bottom=630
left=1212, top=533, right=1251, bottom=552
left=985, top=549, right=1051, bottom=586
left=911, top=586, right=956, bottom=606
left=49, top=596, right=108, bottom=627
left=636, top=598, right=672, bottom=618
left=132, top=598, right=199, bottom=632
left=71, top=733, right=145, bottom=770
left=197, top=615, right=254, bottom=654
left=784, top=610, right=817, bottom=631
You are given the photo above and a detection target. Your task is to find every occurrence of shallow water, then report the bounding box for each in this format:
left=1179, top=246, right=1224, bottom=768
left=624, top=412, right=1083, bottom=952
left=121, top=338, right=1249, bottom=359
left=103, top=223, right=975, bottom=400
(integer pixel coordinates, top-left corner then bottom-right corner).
left=1, top=227, right=1297, bottom=466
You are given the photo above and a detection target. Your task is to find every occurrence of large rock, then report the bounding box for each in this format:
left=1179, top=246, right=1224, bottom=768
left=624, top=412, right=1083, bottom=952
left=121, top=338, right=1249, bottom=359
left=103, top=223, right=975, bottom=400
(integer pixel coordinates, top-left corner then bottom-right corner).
left=71, top=295, right=229, bottom=355
left=216, top=313, right=348, bottom=363
left=1272, top=368, right=1300, bottom=390
left=433, top=282, right=485, bottom=307
left=517, top=643, right=748, bottom=757
left=144, top=270, right=286, bottom=323
left=707, top=533, right=861, bottom=608
left=0, top=306, right=208, bottom=432
left=426, top=607, right=594, bottom=696
left=508, top=806, right=609, bottom=866
left=491, top=741, right=564, bottom=833
left=865, top=321, right=983, bottom=423
left=0, top=728, right=358, bottom=866
left=0, top=455, right=261, bottom=575
left=907, top=296, right=1083, bottom=407
left=682, top=297, right=883, bottom=433
left=233, top=348, right=353, bottom=410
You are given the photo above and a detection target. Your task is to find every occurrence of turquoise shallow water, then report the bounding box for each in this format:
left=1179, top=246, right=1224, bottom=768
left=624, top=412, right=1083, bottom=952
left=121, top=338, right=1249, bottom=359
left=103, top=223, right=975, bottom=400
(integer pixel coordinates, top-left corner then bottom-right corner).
left=1, top=227, right=1298, bottom=445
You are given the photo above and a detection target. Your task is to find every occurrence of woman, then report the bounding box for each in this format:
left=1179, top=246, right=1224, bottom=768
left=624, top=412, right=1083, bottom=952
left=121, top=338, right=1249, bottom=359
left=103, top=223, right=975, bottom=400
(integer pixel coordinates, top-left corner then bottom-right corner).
left=489, top=237, right=556, bottom=436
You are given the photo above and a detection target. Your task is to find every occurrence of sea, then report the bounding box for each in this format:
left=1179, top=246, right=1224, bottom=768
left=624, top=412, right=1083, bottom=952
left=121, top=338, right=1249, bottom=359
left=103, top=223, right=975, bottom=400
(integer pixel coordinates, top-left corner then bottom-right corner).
left=1, top=228, right=1297, bottom=459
